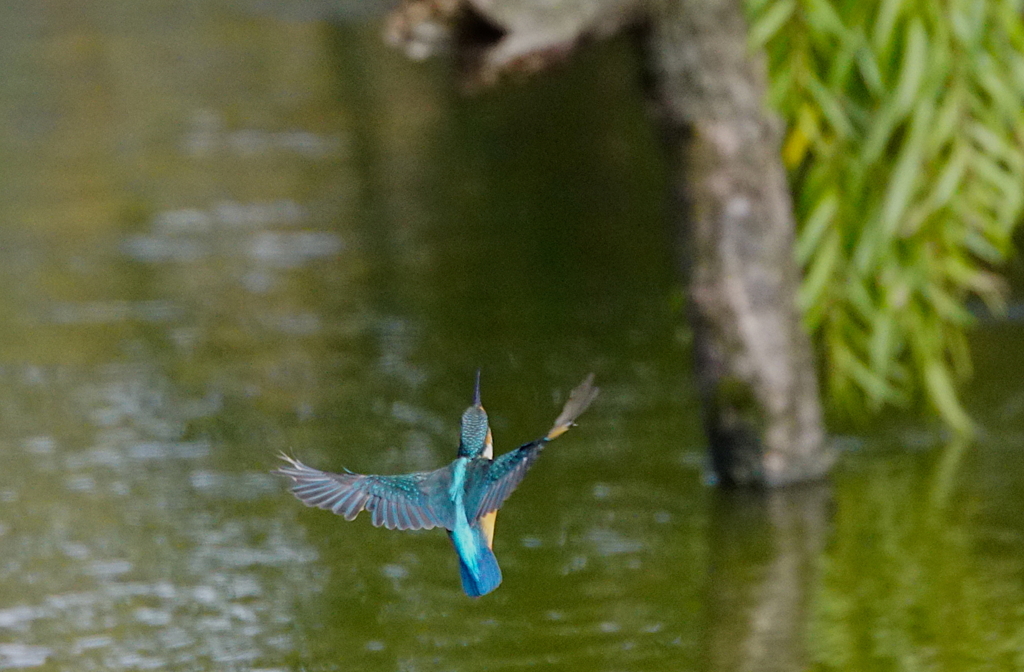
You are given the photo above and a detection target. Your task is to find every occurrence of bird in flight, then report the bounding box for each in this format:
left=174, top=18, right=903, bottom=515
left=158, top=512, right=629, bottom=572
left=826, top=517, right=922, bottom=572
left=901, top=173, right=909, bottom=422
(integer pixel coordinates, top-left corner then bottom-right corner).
left=275, top=372, right=598, bottom=597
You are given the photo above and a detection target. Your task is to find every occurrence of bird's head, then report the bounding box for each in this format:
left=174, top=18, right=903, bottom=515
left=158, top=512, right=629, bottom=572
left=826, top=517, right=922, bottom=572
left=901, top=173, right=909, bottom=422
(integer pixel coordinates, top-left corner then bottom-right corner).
left=459, top=370, right=493, bottom=458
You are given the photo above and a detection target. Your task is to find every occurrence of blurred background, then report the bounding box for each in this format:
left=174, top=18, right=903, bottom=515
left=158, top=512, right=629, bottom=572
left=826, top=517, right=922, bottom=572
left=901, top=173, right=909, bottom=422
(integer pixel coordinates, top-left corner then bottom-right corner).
left=1, top=2, right=1023, bottom=670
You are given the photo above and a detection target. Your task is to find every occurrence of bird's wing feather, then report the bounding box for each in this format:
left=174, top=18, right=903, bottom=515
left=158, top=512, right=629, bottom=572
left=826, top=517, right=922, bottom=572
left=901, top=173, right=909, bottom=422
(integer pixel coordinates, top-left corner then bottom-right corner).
left=274, top=454, right=454, bottom=531
left=467, top=442, right=545, bottom=521
left=468, top=373, right=599, bottom=520
left=546, top=372, right=600, bottom=440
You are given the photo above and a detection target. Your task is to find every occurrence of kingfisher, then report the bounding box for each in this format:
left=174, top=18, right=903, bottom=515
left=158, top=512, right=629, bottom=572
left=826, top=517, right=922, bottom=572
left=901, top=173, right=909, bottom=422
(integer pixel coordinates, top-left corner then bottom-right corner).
left=274, top=372, right=598, bottom=597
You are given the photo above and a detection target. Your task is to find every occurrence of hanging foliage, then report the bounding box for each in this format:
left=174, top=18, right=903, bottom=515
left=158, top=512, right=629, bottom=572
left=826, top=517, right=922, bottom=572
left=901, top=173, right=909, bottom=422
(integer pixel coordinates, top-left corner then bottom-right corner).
left=747, top=0, right=1024, bottom=431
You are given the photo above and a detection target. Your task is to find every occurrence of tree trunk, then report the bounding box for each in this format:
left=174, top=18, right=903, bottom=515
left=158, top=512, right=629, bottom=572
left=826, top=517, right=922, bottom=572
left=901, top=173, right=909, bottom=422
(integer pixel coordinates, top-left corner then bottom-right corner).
left=643, top=0, right=832, bottom=486
left=385, top=0, right=835, bottom=487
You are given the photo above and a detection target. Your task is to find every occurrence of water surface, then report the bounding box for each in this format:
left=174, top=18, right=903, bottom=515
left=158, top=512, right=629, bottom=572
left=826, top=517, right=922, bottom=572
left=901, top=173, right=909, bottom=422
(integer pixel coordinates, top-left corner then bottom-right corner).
left=0, top=3, right=1022, bottom=671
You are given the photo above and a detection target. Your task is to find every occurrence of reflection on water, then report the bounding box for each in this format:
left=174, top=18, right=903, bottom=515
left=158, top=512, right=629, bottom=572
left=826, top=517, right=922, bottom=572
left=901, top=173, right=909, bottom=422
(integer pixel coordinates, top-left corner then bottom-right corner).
left=808, top=439, right=1024, bottom=671
left=1, top=1, right=1024, bottom=671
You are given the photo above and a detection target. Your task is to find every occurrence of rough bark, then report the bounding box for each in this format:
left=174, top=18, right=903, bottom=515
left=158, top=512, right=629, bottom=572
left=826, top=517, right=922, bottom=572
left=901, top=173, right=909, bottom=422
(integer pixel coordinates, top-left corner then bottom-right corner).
left=643, top=0, right=833, bottom=486
left=385, top=0, right=835, bottom=487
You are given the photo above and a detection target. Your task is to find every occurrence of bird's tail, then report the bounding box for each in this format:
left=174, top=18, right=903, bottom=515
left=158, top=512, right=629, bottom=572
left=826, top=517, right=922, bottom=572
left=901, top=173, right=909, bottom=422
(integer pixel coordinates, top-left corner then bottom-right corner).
left=457, top=546, right=502, bottom=598
left=448, top=525, right=502, bottom=597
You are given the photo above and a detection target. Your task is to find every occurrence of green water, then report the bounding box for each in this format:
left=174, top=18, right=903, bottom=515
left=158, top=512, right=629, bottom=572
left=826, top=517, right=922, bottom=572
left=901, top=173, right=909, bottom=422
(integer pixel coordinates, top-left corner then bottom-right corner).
left=0, top=3, right=1022, bottom=671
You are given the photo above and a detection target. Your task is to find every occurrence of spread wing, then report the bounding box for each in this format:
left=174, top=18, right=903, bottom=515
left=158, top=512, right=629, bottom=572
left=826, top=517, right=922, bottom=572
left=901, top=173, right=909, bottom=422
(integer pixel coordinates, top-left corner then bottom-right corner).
left=274, top=454, right=455, bottom=531
left=468, top=373, right=599, bottom=520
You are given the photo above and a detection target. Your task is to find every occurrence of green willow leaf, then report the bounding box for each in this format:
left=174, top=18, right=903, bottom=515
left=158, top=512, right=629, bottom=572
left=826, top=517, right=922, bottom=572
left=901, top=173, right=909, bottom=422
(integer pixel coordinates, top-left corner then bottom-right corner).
left=970, top=150, right=1020, bottom=203
left=927, top=86, right=965, bottom=153
left=961, top=230, right=1005, bottom=266
left=974, top=55, right=1022, bottom=119
left=925, top=144, right=968, bottom=210
left=927, top=286, right=975, bottom=324
left=868, top=310, right=898, bottom=385
left=749, top=0, right=796, bottom=48
left=846, top=278, right=877, bottom=325
left=967, top=120, right=1021, bottom=168
left=747, top=0, right=1024, bottom=431
left=803, top=0, right=849, bottom=39
left=805, top=75, right=855, bottom=138
left=860, top=104, right=900, bottom=166
left=871, top=0, right=906, bottom=63
left=845, top=346, right=901, bottom=405
left=876, top=100, right=932, bottom=237
left=798, top=228, right=841, bottom=318
left=892, top=19, right=929, bottom=115
left=796, top=189, right=839, bottom=264
left=924, top=361, right=974, bottom=434
left=855, top=45, right=885, bottom=96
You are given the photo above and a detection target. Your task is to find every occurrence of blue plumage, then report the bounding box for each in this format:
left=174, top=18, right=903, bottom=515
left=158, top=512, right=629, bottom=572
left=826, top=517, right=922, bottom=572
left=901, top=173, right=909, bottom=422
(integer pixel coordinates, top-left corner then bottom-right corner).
left=274, top=373, right=598, bottom=597
left=451, top=524, right=503, bottom=597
